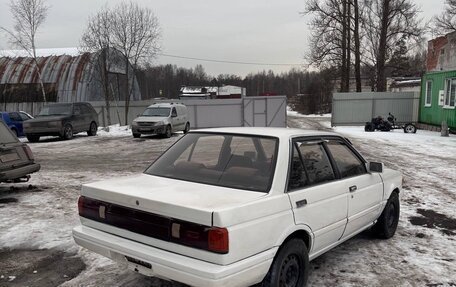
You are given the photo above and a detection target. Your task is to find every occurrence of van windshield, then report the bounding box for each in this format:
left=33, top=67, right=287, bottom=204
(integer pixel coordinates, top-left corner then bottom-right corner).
left=142, top=108, right=171, bottom=117
left=145, top=133, right=278, bottom=192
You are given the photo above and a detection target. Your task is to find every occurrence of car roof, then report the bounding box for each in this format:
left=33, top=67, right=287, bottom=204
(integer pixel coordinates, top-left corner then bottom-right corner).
left=191, top=127, right=340, bottom=140
left=147, top=103, right=184, bottom=108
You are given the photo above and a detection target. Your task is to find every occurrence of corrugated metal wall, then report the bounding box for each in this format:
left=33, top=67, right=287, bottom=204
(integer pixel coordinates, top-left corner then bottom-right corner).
left=2, top=97, right=288, bottom=128
left=332, top=92, right=420, bottom=126
left=420, top=71, right=456, bottom=129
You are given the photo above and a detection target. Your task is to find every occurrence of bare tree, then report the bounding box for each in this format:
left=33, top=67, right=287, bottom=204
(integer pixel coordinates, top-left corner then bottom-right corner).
left=363, top=0, right=423, bottom=91
left=433, top=0, right=456, bottom=35
left=304, top=0, right=363, bottom=93
left=80, top=6, right=114, bottom=125
left=0, top=0, right=49, bottom=102
left=110, top=1, right=161, bottom=125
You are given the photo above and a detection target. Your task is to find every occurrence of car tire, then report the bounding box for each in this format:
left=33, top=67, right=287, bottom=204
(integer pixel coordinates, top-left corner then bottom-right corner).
left=364, top=123, right=375, bottom=132
left=133, top=133, right=141, bottom=138
left=164, top=125, right=172, bottom=138
left=403, top=123, right=417, bottom=134
left=372, top=192, right=400, bottom=239
left=262, top=239, right=309, bottom=287
left=87, top=122, right=97, bottom=136
left=62, top=124, right=73, bottom=140
left=184, top=122, right=190, bottom=134
left=27, top=135, right=40, bottom=143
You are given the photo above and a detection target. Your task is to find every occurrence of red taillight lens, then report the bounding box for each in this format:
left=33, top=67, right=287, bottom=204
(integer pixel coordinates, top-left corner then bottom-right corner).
left=78, top=196, right=84, bottom=214
left=208, top=227, right=229, bottom=254
left=23, top=145, right=34, bottom=160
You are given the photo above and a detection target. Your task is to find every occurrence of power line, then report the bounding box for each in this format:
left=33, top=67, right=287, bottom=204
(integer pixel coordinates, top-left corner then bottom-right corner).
left=157, top=53, right=303, bottom=66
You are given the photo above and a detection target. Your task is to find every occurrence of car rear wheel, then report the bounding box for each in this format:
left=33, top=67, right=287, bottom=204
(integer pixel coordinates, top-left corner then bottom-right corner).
left=27, top=135, right=40, bottom=143
left=62, top=124, right=73, bottom=140
left=262, top=239, right=309, bottom=287
left=372, top=192, right=400, bottom=239
left=87, top=122, right=97, bottom=136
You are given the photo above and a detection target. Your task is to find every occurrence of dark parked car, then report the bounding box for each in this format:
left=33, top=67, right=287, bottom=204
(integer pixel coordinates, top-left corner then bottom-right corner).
left=0, top=111, right=33, bottom=137
left=0, top=121, right=40, bottom=183
left=23, top=102, right=99, bottom=142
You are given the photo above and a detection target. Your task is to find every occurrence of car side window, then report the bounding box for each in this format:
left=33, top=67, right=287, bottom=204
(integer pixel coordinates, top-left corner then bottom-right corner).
left=8, top=112, right=22, bottom=121
left=326, top=141, right=367, bottom=178
left=80, top=104, right=91, bottom=114
left=171, top=108, right=177, bottom=117
left=288, top=141, right=335, bottom=191
left=74, top=105, right=82, bottom=115
left=19, top=112, right=31, bottom=121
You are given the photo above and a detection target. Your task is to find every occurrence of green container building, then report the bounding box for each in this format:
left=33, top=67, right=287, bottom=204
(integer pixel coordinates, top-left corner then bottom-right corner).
left=420, top=70, right=456, bottom=129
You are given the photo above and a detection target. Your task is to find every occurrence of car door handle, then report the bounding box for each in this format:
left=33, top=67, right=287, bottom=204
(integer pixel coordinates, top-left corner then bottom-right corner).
left=296, top=199, right=307, bottom=208
left=349, top=185, right=357, bottom=192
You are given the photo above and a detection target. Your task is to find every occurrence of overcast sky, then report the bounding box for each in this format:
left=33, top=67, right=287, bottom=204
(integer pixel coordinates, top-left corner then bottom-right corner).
left=0, top=0, right=446, bottom=77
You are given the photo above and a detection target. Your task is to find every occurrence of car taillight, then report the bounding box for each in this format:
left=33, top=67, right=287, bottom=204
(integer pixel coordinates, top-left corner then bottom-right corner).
left=22, top=145, right=34, bottom=160
left=78, top=196, right=84, bottom=214
left=171, top=222, right=229, bottom=254
left=208, top=227, right=229, bottom=253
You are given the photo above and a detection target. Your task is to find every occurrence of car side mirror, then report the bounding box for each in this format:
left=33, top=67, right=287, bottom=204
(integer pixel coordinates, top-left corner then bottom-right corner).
left=367, top=162, right=384, bottom=173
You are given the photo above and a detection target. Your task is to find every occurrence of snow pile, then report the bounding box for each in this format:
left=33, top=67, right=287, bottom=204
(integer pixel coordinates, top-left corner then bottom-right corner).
left=287, top=106, right=331, bottom=118
left=97, top=124, right=131, bottom=137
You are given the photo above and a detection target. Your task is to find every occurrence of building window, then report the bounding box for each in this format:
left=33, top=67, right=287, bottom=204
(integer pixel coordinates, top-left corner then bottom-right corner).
left=444, top=78, right=456, bottom=108
left=425, top=80, right=432, bottom=107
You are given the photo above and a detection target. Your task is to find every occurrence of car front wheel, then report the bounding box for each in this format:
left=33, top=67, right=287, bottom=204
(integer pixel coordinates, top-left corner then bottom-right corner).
left=262, top=239, right=309, bottom=287
left=164, top=125, right=172, bottom=138
left=373, top=192, right=400, bottom=239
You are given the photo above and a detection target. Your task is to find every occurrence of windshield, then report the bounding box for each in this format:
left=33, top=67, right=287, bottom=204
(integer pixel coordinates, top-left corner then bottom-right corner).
left=142, top=107, right=171, bottom=117
left=145, top=133, right=278, bottom=192
left=38, top=104, right=72, bottom=116
left=0, top=122, right=18, bottom=143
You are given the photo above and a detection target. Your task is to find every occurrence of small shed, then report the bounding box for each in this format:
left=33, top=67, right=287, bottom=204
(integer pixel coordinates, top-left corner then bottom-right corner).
left=420, top=71, right=456, bottom=129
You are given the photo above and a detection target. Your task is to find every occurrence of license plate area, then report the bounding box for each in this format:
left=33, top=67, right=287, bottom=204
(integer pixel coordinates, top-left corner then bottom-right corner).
left=125, top=255, right=152, bottom=269
left=0, top=152, right=20, bottom=163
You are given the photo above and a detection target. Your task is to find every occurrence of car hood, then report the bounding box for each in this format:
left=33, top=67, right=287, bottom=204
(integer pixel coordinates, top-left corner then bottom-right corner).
left=27, top=115, right=68, bottom=123
left=133, top=116, right=167, bottom=123
left=81, top=173, right=265, bottom=226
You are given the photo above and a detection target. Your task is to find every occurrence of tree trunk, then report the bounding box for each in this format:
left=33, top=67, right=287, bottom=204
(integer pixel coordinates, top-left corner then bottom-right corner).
left=376, top=0, right=390, bottom=92
left=340, top=0, right=348, bottom=92
left=345, top=0, right=351, bottom=92
left=32, top=49, right=47, bottom=103
left=101, top=49, right=112, bottom=126
left=353, top=0, right=362, bottom=92
left=124, top=57, right=130, bottom=126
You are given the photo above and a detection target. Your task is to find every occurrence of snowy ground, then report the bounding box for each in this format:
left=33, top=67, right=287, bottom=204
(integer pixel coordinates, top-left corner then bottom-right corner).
left=1, top=117, right=456, bottom=287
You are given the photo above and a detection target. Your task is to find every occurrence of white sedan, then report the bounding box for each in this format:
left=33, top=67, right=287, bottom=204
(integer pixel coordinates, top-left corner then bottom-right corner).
left=73, top=127, right=402, bottom=287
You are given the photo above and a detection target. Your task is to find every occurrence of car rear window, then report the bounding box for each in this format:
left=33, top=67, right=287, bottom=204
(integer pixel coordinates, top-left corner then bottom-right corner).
left=0, top=122, right=18, bottom=143
left=38, top=104, right=73, bottom=116
left=145, top=133, right=278, bottom=192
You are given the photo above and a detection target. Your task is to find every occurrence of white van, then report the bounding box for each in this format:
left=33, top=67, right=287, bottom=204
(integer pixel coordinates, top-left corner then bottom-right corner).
left=131, top=103, right=190, bottom=138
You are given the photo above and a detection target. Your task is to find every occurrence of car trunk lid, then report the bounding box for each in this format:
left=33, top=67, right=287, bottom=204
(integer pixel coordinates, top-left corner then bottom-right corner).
left=80, top=174, right=264, bottom=227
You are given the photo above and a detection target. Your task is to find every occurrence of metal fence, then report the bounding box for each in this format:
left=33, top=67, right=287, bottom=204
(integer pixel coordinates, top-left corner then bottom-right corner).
left=331, top=92, right=420, bottom=126
left=2, top=96, right=287, bottom=129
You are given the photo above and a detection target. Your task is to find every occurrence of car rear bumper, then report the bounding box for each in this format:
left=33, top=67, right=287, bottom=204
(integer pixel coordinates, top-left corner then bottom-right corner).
left=0, top=163, right=40, bottom=182
left=73, top=225, right=274, bottom=287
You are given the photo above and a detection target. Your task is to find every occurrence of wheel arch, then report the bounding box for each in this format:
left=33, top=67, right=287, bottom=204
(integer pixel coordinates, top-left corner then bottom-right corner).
left=275, top=225, right=313, bottom=252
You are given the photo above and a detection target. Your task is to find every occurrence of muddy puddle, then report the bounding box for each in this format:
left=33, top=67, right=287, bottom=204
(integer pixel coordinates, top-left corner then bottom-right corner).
left=409, top=209, right=456, bottom=236
left=0, top=249, right=85, bottom=287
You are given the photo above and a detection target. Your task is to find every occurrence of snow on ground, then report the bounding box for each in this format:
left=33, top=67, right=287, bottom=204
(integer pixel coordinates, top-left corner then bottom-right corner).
left=2, top=115, right=456, bottom=287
